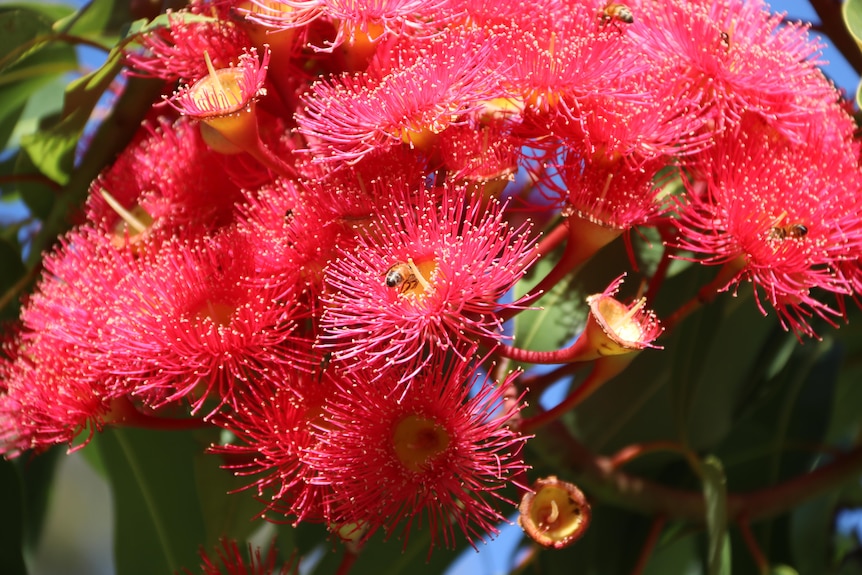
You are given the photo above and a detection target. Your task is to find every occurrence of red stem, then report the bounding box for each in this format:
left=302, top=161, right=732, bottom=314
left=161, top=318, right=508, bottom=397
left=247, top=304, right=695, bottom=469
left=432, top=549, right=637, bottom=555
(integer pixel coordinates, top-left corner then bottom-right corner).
left=547, top=420, right=862, bottom=524
left=520, top=354, right=634, bottom=432
left=494, top=330, right=593, bottom=364
left=109, top=397, right=208, bottom=431
left=335, top=549, right=359, bottom=575
left=738, top=515, right=770, bottom=575
left=499, top=220, right=571, bottom=323
left=609, top=441, right=690, bottom=470
left=630, top=515, right=666, bottom=575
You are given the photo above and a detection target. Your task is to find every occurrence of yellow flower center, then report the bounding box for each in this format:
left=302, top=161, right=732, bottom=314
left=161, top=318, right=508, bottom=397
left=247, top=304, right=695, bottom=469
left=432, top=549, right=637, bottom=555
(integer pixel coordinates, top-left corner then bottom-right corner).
left=392, top=414, right=450, bottom=473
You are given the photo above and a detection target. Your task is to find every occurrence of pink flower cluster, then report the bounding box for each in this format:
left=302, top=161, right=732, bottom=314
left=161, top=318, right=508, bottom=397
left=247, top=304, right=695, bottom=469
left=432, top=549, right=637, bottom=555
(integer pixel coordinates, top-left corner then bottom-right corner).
left=2, top=0, right=861, bottom=553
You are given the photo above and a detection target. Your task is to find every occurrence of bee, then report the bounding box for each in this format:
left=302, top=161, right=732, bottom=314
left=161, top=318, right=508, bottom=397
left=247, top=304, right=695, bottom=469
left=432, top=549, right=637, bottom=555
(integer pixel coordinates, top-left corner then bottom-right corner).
left=768, top=223, right=808, bottom=241
left=385, top=262, right=419, bottom=293
left=600, top=3, right=634, bottom=26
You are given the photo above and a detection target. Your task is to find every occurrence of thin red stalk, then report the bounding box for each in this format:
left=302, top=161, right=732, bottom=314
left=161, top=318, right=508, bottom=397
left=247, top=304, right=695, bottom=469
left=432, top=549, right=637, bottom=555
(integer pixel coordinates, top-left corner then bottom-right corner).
left=494, top=331, right=592, bottom=364
left=335, top=549, right=359, bottom=575
left=630, top=515, right=666, bottom=575
left=642, top=242, right=673, bottom=307
left=114, top=400, right=209, bottom=431
left=737, top=515, right=770, bottom=575
left=520, top=362, right=582, bottom=398
left=546, top=420, right=862, bottom=524
left=499, top=219, right=571, bottom=323
left=609, top=441, right=690, bottom=470
left=520, top=354, right=633, bottom=432
left=661, top=259, right=744, bottom=333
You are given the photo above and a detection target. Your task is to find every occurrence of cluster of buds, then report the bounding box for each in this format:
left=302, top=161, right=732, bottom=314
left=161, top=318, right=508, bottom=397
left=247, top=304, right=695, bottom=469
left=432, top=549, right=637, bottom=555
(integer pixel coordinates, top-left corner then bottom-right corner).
left=2, top=0, right=861, bottom=558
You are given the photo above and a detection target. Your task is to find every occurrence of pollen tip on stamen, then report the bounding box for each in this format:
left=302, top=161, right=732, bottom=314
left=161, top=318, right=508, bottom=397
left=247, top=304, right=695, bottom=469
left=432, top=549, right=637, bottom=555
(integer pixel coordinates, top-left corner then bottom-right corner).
left=99, top=188, right=148, bottom=234
left=407, top=257, right=433, bottom=291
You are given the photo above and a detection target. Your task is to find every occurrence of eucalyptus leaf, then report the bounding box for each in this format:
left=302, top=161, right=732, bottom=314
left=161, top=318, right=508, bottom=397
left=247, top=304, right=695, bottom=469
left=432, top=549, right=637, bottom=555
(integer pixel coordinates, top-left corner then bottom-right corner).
left=305, top=524, right=463, bottom=575
left=193, top=429, right=264, bottom=546
left=0, top=458, right=27, bottom=575
left=789, top=494, right=839, bottom=575
left=0, top=8, right=55, bottom=73
left=13, top=446, right=61, bottom=552
left=0, top=2, right=74, bottom=23
left=55, top=0, right=128, bottom=39
left=12, top=150, right=56, bottom=221
left=513, top=242, right=581, bottom=360
left=769, top=565, right=799, bottom=575
left=125, top=11, right=217, bottom=37
left=98, top=427, right=208, bottom=575
left=843, top=0, right=862, bottom=46
left=644, top=529, right=700, bottom=575
left=20, top=45, right=122, bottom=185
left=701, top=455, right=730, bottom=575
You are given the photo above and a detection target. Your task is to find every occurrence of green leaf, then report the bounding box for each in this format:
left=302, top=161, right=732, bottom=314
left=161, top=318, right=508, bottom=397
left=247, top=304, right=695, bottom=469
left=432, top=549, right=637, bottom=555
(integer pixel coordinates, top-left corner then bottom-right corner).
left=0, top=8, right=55, bottom=73
left=57, top=0, right=121, bottom=38
left=668, top=281, right=725, bottom=444
left=0, top=3, right=75, bottom=22
left=125, top=11, right=216, bottom=37
left=20, top=45, right=122, bottom=185
left=513, top=242, right=582, bottom=361
left=302, top=515, right=467, bottom=575
left=0, top=458, right=27, bottom=575
left=193, top=429, right=263, bottom=546
left=13, top=446, right=62, bottom=552
left=10, top=150, right=57, bottom=220
left=98, top=427, right=208, bottom=575
left=0, top=236, right=25, bottom=318
left=789, top=494, right=839, bottom=575
left=644, top=527, right=700, bottom=575
left=770, top=566, right=799, bottom=575
left=701, top=455, right=730, bottom=575
left=844, top=0, right=862, bottom=45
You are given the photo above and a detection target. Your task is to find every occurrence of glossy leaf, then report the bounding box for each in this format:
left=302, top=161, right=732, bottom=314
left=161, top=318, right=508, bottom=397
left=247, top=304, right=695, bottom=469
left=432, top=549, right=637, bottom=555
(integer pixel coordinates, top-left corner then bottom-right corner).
left=0, top=236, right=25, bottom=319
left=0, top=458, right=27, bottom=575
left=20, top=45, right=122, bottom=186
left=14, top=446, right=62, bottom=552
left=56, top=0, right=128, bottom=39
left=701, top=455, right=730, bottom=575
left=125, top=10, right=216, bottom=37
left=644, top=528, right=700, bottom=575
left=0, top=8, right=56, bottom=73
left=192, top=430, right=264, bottom=546
left=98, top=427, right=208, bottom=575
left=843, top=0, right=862, bottom=45
left=306, top=525, right=463, bottom=575
left=789, top=494, right=839, bottom=575
left=513, top=242, right=581, bottom=361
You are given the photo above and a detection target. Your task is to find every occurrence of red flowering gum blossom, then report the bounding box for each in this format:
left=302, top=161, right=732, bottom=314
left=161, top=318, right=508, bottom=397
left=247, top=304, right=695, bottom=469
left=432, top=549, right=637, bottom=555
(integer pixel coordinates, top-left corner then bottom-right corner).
left=295, top=26, right=507, bottom=165
left=0, top=228, right=140, bottom=456
left=182, top=538, right=297, bottom=575
left=105, top=231, right=314, bottom=417
left=125, top=13, right=253, bottom=83
left=210, top=375, right=333, bottom=524
left=494, top=6, right=645, bottom=121
left=252, top=0, right=449, bottom=52
left=87, top=116, right=247, bottom=246
left=672, top=116, right=862, bottom=337
left=319, top=184, right=537, bottom=379
left=304, top=355, right=529, bottom=551
left=633, top=0, right=836, bottom=141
